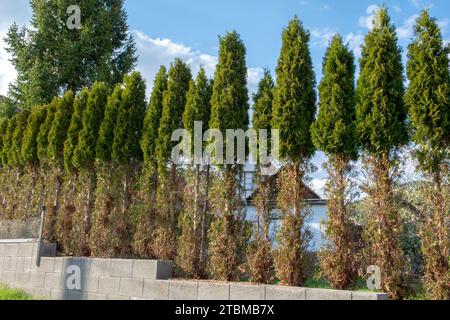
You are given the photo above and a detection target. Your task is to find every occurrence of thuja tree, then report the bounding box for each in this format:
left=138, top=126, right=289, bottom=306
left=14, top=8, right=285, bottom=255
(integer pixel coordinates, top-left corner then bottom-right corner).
left=208, top=31, right=249, bottom=281
left=154, top=59, right=191, bottom=260
left=46, top=91, right=75, bottom=244
left=356, top=7, right=410, bottom=299
left=64, top=88, right=90, bottom=173
left=0, top=116, right=17, bottom=219
left=106, top=71, right=146, bottom=258
left=405, top=10, right=450, bottom=300
left=21, top=105, right=48, bottom=220
left=271, top=16, right=316, bottom=286
left=9, top=110, right=30, bottom=168
left=90, top=84, right=123, bottom=257
left=37, top=99, right=58, bottom=163
left=247, top=69, right=275, bottom=284
left=177, top=67, right=213, bottom=278
left=133, top=66, right=167, bottom=258
left=72, top=82, right=109, bottom=254
left=0, top=119, right=8, bottom=167
left=311, top=34, right=359, bottom=290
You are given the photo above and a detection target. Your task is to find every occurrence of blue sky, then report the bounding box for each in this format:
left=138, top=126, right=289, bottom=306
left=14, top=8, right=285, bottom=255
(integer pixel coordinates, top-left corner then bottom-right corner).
left=0, top=0, right=449, bottom=196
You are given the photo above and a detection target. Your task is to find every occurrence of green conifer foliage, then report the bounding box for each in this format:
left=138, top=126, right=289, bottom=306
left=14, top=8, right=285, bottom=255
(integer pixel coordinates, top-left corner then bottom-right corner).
left=0, top=119, right=8, bottom=167
left=37, top=99, right=58, bottom=162
left=9, top=111, right=30, bottom=167
left=141, top=66, right=168, bottom=170
left=47, top=91, right=75, bottom=165
left=156, top=59, right=192, bottom=173
left=73, top=83, right=109, bottom=170
left=208, top=31, right=249, bottom=281
left=356, top=7, right=409, bottom=300
left=96, top=85, right=123, bottom=163
left=271, top=16, right=317, bottom=287
left=311, top=34, right=358, bottom=289
left=1, top=117, right=17, bottom=166
left=112, top=72, right=147, bottom=164
left=22, top=106, right=48, bottom=166
left=64, top=88, right=89, bottom=173
left=405, top=10, right=450, bottom=300
left=272, top=16, right=316, bottom=163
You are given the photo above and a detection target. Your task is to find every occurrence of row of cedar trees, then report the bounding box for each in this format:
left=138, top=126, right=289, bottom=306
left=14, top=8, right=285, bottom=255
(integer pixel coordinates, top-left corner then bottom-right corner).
left=0, top=7, right=448, bottom=300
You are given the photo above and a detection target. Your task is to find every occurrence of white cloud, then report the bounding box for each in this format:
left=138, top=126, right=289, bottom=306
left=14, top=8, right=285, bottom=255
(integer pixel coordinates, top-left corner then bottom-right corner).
left=311, top=28, right=337, bottom=48
left=358, top=5, right=381, bottom=30
left=345, top=32, right=365, bottom=58
left=0, top=0, right=32, bottom=96
left=397, top=14, right=419, bottom=40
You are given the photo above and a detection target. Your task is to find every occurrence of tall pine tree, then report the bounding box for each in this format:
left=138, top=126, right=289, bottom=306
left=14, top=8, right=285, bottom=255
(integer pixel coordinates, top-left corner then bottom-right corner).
left=4, top=0, right=136, bottom=110
left=311, top=34, right=358, bottom=289
left=271, top=16, right=317, bottom=286
left=356, top=7, right=409, bottom=299
left=208, top=31, right=249, bottom=281
left=405, top=10, right=450, bottom=300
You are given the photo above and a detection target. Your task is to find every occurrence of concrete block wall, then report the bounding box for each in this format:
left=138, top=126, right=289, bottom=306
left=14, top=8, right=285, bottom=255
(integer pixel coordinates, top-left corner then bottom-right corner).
left=0, top=242, right=388, bottom=300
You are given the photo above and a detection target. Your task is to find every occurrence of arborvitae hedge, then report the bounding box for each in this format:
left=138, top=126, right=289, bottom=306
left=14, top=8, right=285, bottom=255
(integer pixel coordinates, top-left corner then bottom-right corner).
left=141, top=66, right=167, bottom=170
left=37, top=98, right=58, bottom=162
left=356, top=7, right=409, bottom=300
left=96, top=84, right=123, bottom=163
left=112, top=72, right=147, bottom=165
left=208, top=31, right=249, bottom=281
left=73, top=82, right=109, bottom=170
left=405, top=10, right=450, bottom=300
left=311, top=34, right=359, bottom=290
left=64, top=88, right=89, bottom=173
left=47, top=91, right=75, bottom=165
left=9, top=111, right=30, bottom=167
left=22, top=106, right=48, bottom=166
left=156, top=59, right=192, bottom=173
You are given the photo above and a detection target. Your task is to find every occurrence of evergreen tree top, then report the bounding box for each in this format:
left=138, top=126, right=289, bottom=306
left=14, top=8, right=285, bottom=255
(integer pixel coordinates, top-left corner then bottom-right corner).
left=210, top=31, right=249, bottom=132
left=406, top=10, right=450, bottom=171
left=356, top=7, right=407, bottom=155
left=311, top=34, right=357, bottom=160
left=272, top=16, right=317, bottom=162
left=252, top=69, right=274, bottom=131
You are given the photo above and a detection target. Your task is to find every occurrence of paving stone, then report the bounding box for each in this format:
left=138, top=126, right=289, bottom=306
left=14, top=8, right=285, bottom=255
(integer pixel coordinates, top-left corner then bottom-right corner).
left=110, top=259, right=133, bottom=278
left=143, top=280, right=170, bottom=300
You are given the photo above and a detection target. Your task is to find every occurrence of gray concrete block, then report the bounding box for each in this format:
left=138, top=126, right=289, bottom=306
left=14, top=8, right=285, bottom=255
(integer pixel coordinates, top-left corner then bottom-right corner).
left=198, top=282, right=230, bottom=300
left=0, top=244, right=5, bottom=256
left=98, top=276, right=121, bottom=294
left=0, top=257, right=4, bottom=271
left=22, top=257, right=32, bottom=272
left=38, top=257, right=55, bottom=273
left=6, top=257, right=17, bottom=271
left=15, top=272, right=30, bottom=287
left=90, top=259, right=111, bottom=276
left=132, top=260, right=156, bottom=279
left=306, top=288, right=352, bottom=300
left=143, top=280, right=170, bottom=300
left=156, top=260, right=173, bottom=280
left=15, top=257, right=25, bottom=272
left=110, top=259, right=133, bottom=278
left=119, top=278, right=144, bottom=297
left=44, top=273, right=64, bottom=290
left=31, top=288, right=51, bottom=300
left=29, top=272, right=45, bottom=288
left=5, top=244, right=18, bottom=256
left=53, top=258, right=65, bottom=273
left=169, top=281, right=198, bottom=300
left=87, top=292, right=108, bottom=300
left=2, top=271, right=16, bottom=286
left=17, top=243, right=34, bottom=257
left=81, top=276, right=100, bottom=293
left=107, top=294, right=130, bottom=300
left=352, top=292, right=389, bottom=300
left=230, top=284, right=266, bottom=300
left=265, top=286, right=306, bottom=300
